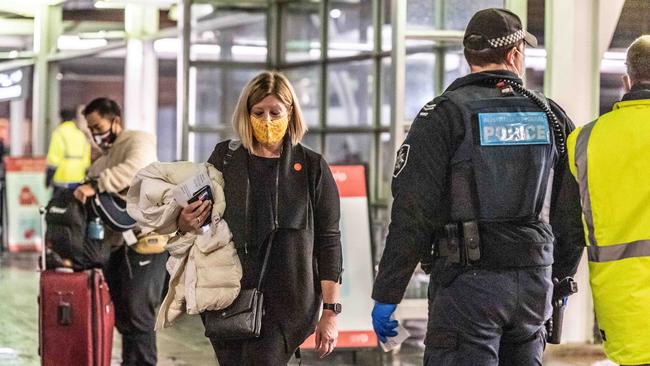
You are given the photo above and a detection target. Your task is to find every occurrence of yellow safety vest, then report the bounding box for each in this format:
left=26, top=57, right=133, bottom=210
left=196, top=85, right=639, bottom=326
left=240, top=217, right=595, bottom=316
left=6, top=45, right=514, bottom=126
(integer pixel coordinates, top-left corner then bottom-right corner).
left=46, top=121, right=91, bottom=185
left=567, top=98, right=650, bottom=365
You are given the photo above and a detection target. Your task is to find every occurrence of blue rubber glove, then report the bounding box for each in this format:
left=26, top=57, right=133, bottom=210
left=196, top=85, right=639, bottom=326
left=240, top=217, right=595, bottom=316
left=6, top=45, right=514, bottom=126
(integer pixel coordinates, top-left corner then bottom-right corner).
left=371, top=302, right=398, bottom=343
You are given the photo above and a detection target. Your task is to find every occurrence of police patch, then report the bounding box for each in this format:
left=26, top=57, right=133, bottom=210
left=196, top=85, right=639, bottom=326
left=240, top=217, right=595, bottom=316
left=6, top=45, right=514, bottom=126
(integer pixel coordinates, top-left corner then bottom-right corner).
left=418, top=102, right=436, bottom=117
left=478, top=112, right=550, bottom=146
left=393, top=144, right=410, bottom=178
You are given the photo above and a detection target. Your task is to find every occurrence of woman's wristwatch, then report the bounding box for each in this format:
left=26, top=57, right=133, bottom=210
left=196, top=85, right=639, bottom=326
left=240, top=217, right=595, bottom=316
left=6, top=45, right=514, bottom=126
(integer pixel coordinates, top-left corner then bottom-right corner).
left=323, top=303, right=342, bottom=314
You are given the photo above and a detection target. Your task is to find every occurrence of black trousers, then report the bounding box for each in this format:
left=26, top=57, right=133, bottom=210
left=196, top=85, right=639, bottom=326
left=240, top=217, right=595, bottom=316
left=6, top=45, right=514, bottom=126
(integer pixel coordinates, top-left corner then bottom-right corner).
left=104, top=246, right=168, bottom=366
left=424, top=265, right=552, bottom=366
left=209, top=320, right=294, bottom=366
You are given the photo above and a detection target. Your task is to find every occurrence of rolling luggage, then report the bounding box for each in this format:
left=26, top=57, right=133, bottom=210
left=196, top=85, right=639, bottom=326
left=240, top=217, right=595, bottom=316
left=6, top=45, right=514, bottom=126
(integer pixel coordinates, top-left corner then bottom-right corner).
left=38, top=208, right=115, bottom=366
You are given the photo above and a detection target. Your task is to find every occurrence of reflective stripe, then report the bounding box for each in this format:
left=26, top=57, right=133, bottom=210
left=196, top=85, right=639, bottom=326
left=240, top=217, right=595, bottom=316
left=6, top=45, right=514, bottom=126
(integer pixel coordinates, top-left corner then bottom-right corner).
left=588, top=240, right=650, bottom=262
left=575, top=121, right=650, bottom=263
left=574, top=121, right=598, bottom=246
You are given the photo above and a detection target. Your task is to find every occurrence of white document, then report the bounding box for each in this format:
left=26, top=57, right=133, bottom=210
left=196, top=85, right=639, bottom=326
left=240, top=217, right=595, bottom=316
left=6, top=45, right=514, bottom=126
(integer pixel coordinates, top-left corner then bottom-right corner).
left=172, top=166, right=212, bottom=208
left=123, top=229, right=138, bottom=246
left=379, top=323, right=411, bottom=352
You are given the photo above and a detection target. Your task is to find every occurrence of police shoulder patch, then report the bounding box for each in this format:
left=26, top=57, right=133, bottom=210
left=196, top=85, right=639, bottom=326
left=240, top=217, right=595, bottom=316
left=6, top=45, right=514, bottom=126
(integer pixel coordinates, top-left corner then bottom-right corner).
left=418, top=101, right=437, bottom=117
left=393, top=144, right=410, bottom=178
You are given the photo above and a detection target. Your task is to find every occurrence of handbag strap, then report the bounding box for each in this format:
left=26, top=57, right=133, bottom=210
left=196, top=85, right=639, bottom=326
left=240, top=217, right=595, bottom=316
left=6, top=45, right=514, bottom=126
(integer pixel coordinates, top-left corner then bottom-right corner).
left=222, top=139, right=274, bottom=290
left=256, top=231, right=275, bottom=290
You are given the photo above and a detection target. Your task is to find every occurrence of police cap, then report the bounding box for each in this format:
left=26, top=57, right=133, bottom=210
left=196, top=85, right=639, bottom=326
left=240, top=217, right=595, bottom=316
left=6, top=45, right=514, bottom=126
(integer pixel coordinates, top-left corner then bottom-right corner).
left=463, top=8, right=538, bottom=51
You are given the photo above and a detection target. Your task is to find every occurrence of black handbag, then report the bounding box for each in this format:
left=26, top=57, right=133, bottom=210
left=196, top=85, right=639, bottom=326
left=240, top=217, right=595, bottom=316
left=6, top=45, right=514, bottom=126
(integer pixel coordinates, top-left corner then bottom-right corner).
left=202, top=232, right=274, bottom=340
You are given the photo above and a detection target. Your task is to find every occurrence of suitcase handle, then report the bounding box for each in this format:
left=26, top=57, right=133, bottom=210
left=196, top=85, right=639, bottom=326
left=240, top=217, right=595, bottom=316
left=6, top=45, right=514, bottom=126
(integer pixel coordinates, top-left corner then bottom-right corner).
left=57, top=301, right=73, bottom=326
left=39, top=206, right=46, bottom=271
left=56, top=291, right=74, bottom=326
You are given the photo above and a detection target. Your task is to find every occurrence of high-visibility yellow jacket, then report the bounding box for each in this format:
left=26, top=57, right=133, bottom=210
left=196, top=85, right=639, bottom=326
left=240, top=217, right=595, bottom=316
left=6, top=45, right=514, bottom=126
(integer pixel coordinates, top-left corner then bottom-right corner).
left=46, top=121, right=91, bottom=186
left=567, top=94, right=650, bottom=365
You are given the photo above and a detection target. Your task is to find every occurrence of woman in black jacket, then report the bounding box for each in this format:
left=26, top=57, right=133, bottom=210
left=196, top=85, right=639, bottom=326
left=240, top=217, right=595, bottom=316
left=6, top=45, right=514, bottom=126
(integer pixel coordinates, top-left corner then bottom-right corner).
left=177, top=71, right=343, bottom=365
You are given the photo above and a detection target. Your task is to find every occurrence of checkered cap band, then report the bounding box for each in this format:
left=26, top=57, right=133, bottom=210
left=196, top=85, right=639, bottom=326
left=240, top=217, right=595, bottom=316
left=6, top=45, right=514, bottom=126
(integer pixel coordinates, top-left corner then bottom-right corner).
left=486, top=29, right=525, bottom=48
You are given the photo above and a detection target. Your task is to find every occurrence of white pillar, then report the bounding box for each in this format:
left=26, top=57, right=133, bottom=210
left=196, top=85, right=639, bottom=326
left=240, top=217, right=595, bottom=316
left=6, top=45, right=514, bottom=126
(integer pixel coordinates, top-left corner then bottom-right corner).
left=390, top=0, right=406, bottom=155
left=123, top=4, right=159, bottom=136
left=544, top=0, right=625, bottom=344
left=176, top=0, right=190, bottom=161
left=32, top=4, right=61, bottom=155
left=10, top=99, right=25, bottom=156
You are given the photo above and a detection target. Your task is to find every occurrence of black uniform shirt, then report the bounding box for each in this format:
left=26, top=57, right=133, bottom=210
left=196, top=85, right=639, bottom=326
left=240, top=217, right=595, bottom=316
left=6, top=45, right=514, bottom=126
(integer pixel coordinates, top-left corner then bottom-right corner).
left=372, top=70, right=585, bottom=304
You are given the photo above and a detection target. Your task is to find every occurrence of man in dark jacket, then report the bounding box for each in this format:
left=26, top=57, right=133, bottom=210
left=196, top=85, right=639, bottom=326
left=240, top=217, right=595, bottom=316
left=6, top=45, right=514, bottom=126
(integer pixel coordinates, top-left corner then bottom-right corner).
left=371, top=8, right=585, bottom=365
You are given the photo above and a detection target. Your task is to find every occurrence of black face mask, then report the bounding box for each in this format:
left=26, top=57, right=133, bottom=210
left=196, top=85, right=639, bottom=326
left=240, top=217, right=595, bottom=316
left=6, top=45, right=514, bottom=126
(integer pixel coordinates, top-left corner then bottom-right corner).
left=92, top=120, right=117, bottom=150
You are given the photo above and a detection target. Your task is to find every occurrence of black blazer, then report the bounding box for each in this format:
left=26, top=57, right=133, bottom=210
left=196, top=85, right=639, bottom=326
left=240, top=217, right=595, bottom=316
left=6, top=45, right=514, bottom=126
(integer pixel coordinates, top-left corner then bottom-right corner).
left=207, top=137, right=343, bottom=352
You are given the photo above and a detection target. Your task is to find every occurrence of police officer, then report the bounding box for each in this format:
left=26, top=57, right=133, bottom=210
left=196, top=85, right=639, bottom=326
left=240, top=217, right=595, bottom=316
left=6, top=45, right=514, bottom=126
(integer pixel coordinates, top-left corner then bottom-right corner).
left=371, top=8, right=585, bottom=365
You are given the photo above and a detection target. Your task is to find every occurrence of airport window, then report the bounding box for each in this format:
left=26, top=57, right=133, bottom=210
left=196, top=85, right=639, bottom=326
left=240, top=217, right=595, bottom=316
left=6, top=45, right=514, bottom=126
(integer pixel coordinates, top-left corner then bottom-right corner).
left=191, top=67, right=222, bottom=126
left=283, top=2, right=322, bottom=63
left=325, top=133, right=373, bottom=165
left=326, top=60, right=374, bottom=127
left=406, top=0, right=438, bottom=30
left=404, top=51, right=437, bottom=120
left=189, top=8, right=267, bottom=62
left=443, top=0, right=505, bottom=30
left=328, top=0, right=374, bottom=58
left=302, top=132, right=322, bottom=152
left=284, top=66, right=322, bottom=128
left=191, top=66, right=260, bottom=127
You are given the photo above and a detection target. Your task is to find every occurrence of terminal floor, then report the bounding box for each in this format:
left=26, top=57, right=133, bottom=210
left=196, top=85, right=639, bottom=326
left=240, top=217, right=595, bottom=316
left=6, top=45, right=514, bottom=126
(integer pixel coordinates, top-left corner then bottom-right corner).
left=1, top=252, right=613, bottom=366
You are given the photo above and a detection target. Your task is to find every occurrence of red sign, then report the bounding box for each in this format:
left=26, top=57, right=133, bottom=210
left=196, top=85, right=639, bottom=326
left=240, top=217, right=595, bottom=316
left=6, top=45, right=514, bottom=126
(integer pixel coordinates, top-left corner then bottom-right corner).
left=301, top=330, right=377, bottom=349
left=5, top=156, right=47, bottom=172
left=330, top=165, right=367, bottom=198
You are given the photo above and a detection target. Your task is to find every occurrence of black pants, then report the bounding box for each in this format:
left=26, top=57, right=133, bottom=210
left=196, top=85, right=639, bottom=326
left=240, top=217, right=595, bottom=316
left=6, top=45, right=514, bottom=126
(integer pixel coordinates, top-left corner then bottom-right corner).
left=209, top=320, right=294, bottom=366
left=424, top=265, right=552, bottom=366
left=104, top=246, right=168, bottom=366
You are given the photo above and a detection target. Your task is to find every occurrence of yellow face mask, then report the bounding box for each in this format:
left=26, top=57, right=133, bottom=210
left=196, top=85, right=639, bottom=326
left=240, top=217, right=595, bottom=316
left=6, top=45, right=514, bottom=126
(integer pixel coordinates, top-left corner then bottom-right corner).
left=250, top=114, right=289, bottom=144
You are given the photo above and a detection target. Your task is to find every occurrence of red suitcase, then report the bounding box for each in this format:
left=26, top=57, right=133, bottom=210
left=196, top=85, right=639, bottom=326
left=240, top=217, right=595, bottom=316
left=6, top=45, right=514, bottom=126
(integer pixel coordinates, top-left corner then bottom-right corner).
left=38, top=206, right=115, bottom=366
left=38, top=269, right=114, bottom=366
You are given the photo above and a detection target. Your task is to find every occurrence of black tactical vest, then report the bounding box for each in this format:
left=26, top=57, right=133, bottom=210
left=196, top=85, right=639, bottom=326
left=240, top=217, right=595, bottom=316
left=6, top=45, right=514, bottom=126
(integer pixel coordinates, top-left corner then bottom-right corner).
left=440, top=81, right=557, bottom=268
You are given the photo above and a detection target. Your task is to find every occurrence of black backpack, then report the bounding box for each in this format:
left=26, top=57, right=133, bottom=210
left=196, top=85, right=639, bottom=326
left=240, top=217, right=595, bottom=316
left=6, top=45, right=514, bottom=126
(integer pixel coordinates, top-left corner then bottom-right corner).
left=44, top=189, right=110, bottom=270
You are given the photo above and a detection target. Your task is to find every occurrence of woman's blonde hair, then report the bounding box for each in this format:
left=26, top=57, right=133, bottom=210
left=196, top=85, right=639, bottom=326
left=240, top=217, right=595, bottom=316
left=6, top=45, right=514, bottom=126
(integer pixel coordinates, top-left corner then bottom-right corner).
left=232, top=71, right=307, bottom=149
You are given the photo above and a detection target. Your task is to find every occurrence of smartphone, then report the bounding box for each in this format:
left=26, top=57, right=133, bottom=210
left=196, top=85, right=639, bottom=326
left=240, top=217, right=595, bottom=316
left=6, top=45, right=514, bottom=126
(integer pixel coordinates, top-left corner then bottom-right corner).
left=188, top=185, right=213, bottom=227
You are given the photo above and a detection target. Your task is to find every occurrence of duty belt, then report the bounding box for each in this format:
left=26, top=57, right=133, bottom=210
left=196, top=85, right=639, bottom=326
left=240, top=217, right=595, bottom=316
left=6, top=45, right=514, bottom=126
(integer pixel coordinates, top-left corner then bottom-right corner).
left=437, top=221, right=481, bottom=266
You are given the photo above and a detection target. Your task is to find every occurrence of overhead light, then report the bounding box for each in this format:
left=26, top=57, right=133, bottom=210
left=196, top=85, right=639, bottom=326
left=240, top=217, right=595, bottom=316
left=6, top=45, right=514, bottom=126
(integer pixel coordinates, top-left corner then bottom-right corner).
left=0, top=69, right=23, bottom=101
left=57, top=35, right=108, bottom=50
left=94, top=1, right=125, bottom=9
left=191, top=44, right=221, bottom=58
left=0, top=85, right=22, bottom=100
left=168, top=4, right=214, bottom=21
left=153, top=38, right=178, bottom=53
left=330, top=9, right=342, bottom=19
left=231, top=45, right=267, bottom=57
left=0, top=70, right=23, bottom=87
left=79, top=30, right=126, bottom=39
left=603, top=51, right=626, bottom=60
left=94, top=0, right=176, bottom=10
left=153, top=38, right=222, bottom=57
